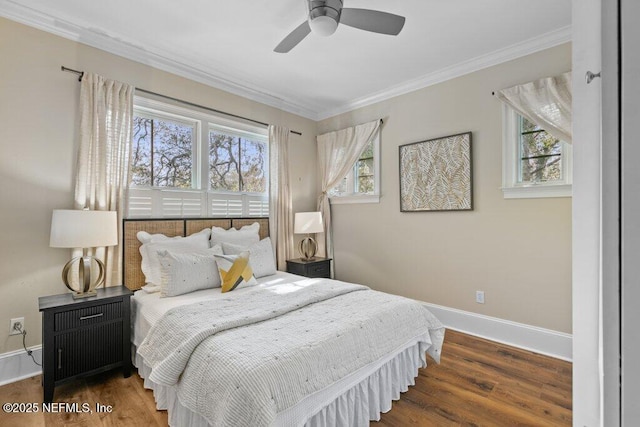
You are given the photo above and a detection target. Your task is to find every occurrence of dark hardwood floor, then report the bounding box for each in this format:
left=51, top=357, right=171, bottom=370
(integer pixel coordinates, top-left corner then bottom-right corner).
left=0, top=329, right=571, bottom=426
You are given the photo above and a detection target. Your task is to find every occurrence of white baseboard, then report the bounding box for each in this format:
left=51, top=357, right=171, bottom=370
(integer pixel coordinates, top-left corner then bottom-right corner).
left=422, top=302, right=572, bottom=361
left=0, top=346, right=42, bottom=386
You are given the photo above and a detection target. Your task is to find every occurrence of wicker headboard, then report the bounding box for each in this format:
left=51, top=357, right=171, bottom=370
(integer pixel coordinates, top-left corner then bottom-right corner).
left=123, top=217, right=269, bottom=291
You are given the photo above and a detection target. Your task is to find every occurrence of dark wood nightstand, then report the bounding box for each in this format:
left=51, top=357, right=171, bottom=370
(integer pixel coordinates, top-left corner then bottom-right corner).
left=38, top=286, right=133, bottom=403
left=286, top=257, right=332, bottom=278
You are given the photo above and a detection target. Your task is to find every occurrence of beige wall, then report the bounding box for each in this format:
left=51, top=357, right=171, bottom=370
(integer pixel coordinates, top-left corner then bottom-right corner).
left=0, top=17, right=318, bottom=353
left=318, top=43, right=572, bottom=333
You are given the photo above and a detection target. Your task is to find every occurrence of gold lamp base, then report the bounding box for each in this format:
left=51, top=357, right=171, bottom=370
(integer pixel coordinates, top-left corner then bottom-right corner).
left=298, top=236, right=318, bottom=261
left=61, top=256, right=105, bottom=299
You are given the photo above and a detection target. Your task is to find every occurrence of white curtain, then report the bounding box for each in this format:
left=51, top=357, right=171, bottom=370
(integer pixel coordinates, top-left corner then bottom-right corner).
left=75, top=72, right=134, bottom=286
left=268, top=125, right=294, bottom=270
left=317, top=120, right=381, bottom=267
left=495, top=71, right=572, bottom=143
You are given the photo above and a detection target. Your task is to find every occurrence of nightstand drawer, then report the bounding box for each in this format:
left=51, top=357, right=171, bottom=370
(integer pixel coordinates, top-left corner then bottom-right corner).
left=54, top=301, right=122, bottom=331
left=286, top=257, right=332, bottom=279
left=307, top=262, right=330, bottom=278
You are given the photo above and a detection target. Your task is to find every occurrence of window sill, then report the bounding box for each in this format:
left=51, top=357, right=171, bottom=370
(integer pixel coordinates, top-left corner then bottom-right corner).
left=329, top=194, right=380, bottom=205
left=502, top=184, right=572, bottom=199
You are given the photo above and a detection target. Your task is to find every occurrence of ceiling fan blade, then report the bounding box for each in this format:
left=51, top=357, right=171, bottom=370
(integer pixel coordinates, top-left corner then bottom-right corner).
left=340, top=8, right=405, bottom=36
left=274, top=21, right=311, bottom=53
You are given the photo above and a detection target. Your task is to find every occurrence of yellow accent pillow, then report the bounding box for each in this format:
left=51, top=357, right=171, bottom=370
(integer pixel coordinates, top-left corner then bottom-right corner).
left=215, top=251, right=258, bottom=293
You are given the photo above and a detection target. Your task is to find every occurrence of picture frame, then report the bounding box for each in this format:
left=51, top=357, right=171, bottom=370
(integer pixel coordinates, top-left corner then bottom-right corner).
left=399, top=132, right=473, bottom=212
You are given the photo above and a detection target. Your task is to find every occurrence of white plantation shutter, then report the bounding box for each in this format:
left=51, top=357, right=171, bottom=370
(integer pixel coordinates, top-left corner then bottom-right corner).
left=208, top=192, right=243, bottom=217
left=247, top=195, right=269, bottom=217
left=128, top=188, right=267, bottom=218
left=127, top=189, right=154, bottom=218
left=160, top=191, right=204, bottom=217
left=207, top=193, right=268, bottom=217
left=127, top=188, right=204, bottom=218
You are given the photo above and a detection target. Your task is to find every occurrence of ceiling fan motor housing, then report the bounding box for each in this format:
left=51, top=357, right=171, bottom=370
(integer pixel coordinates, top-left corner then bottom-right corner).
left=308, top=0, right=343, bottom=36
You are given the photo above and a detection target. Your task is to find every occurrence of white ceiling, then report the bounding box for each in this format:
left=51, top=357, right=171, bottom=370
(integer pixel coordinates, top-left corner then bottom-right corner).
left=1, top=0, right=571, bottom=120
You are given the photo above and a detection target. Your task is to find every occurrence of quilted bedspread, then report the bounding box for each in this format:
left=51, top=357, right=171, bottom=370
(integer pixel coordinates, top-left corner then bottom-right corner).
left=137, top=279, right=444, bottom=427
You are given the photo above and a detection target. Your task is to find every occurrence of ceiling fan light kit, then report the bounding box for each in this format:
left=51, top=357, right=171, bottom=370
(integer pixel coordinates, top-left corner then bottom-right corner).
left=308, top=0, right=341, bottom=36
left=274, top=0, right=406, bottom=53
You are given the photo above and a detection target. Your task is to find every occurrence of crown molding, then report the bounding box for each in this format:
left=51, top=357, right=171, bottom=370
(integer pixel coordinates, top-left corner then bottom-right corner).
left=0, top=0, right=320, bottom=121
left=316, top=25, right=572, bottom=121
left=2, top=0, right=571, bottom=123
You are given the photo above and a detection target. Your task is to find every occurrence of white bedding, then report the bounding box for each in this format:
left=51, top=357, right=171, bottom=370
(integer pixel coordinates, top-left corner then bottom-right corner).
left=132, top=272, right=445, bottom=426
left=132, top=273, right=306, bottom=346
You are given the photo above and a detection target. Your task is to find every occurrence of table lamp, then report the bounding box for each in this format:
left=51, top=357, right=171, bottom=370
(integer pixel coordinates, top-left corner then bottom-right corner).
left=50, top=209, right=118, bottom=298
left=294, top=212, right=323, bottom=261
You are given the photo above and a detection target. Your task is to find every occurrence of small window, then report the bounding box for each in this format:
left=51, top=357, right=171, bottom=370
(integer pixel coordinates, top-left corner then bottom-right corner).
left=502, top=106, right=572, bottom=198
left=329, top=132, right=380, bottom=204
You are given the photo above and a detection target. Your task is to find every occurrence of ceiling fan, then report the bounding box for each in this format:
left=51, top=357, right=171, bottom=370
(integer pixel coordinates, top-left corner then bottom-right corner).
left=274, top=0, right=406, bottom=53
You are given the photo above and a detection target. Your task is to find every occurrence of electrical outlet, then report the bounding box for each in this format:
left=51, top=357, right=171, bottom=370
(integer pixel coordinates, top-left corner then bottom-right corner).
left=9, top=317, right=24, bottom=336
left=475, top=291, right=485, bottom=304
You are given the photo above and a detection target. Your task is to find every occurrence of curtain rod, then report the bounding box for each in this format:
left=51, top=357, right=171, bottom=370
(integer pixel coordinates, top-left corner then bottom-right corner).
left=61, top=66, right=302, bottom=136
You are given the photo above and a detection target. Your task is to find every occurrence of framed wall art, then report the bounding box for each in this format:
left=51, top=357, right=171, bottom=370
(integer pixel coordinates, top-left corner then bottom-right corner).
left=399, top=132, right=473, bottom=212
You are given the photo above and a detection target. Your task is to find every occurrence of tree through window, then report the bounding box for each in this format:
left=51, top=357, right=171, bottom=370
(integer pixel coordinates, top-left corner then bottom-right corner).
left=209, top=130, right=267, bottom=193
left=132, top=115, right=194, bottom=188
left=518, top=116, right=563, bottom=184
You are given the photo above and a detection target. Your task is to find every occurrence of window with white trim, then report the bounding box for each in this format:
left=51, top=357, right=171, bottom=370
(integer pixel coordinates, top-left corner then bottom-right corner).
left=329, top=132, right=380, bottom=204
left=502, top=105, right=572, bottom=199
left=128, top=97, right=269, bottom=218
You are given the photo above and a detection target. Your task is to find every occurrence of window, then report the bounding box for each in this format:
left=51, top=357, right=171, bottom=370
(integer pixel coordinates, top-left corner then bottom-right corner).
left=329, top=132, right=380, bottom=204
left=128, top=97, right=269, bottom=218
left=209, top=128, right=267, bottom=193
left=132, top=114, right=196, bottom=188
left=502, top=105, right=572, bottom=198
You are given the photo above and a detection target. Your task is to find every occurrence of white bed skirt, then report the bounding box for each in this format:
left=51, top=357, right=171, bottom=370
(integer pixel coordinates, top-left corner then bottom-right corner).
left=134, top=337, right=431, bottom=427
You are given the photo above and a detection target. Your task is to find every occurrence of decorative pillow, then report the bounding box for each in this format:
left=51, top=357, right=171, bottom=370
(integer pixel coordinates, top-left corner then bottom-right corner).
left=137, top=231, right=171, bottom=245
left=158, top=246, right=224, bottom=297
left=215, top=251, right=258, bottom=293
left=211, top=222, right=260, bottom=248
left=222, top=237, right=276, bottom=278
left=140, top=284, right=161, bottom=294
left=138, top=229, right=211, bottom=286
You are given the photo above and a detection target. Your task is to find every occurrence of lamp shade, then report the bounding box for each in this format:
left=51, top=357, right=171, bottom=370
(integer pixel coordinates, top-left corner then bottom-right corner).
left=294, top=212, right=324, bottom=234
left=50, top=210, right=118, bottom=248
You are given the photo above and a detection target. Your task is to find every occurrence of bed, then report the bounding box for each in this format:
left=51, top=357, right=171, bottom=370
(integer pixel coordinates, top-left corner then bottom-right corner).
left=123, top=218, right=445, bottom=426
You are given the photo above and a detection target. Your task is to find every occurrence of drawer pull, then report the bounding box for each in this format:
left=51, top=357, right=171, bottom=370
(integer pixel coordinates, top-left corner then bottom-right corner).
left=57, top=348, right=62, bottom=369
left=79, top=313, right=104, bottom=321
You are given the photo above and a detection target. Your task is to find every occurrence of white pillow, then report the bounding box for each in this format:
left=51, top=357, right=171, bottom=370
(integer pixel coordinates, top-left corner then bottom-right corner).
left=137, top=231, right=171, bottom=245
left=158, top=246, right=224, bottom=297
left=138, top=229, right=211, bottom=286
left=222, top=237, right=276, bottom=278
left=211, top=222, right=260, bottom=248
left=140, top=284, right=161, bottom=294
